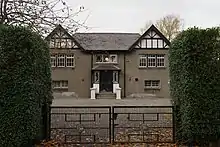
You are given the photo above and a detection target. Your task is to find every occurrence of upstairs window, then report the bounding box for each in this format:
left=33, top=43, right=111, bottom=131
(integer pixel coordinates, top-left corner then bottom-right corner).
left=139, top=54, right=165, bottom=68
left=66, top=54, right=75, bottom=67
left=57, top=54, right=65, bottom=67
left=147, top=54, right=156, bottom=67
left=139, top=55, right=147, bottom=67
left=95, top=54, right=118, bottom=63
left=51, top=54, right=75, bottom=68
left=50, top=54, right=56, bottom=67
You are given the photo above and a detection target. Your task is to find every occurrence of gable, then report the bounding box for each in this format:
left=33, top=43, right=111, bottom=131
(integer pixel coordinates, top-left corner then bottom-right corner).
left=131, top=25, right=170, bottom=50
left=45, top=25, right=79, bottom=49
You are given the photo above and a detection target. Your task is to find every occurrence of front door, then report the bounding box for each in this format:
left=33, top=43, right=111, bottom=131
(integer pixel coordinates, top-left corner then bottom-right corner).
left=100, top=70, right=113, bottom=92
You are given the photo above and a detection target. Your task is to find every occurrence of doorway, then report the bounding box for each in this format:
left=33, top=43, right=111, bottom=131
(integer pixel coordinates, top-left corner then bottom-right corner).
left=100, top=70, right=113, bottom=92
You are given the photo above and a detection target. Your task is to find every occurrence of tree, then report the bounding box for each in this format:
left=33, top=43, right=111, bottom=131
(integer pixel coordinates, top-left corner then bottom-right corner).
left=169, top=27, right=220, bottom=146
left=0, top=0, right=88, bottom=35
left=141, top=14, right=184, bottom=41
left=0, top=24, right=52, bottom=146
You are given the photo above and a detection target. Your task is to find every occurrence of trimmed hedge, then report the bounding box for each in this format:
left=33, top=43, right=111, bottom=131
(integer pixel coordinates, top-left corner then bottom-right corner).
left=0, top=25, right=52, bottom=146
left=169, top=27, right=220, bottom=145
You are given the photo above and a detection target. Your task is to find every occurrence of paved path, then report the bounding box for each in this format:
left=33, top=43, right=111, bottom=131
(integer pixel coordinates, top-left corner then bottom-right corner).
left=52, top=97, right=172, bottom=106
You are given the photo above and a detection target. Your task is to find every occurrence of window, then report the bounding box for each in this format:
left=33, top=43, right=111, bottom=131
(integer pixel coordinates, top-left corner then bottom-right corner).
left=147, top=54, right=156, bottom=67
left=52, top=80, right=68, bottom=89
left=157, top=54, right=165, bottom=67
left=144, top=80, right=160, bottom=89
left=50, top=39, right=55, bottom=48
left=109, top=55, right=117, bottom=63
left=66, top=54, right=75, bottom=67
left=50, top=54, right=56, bottom=67
left=95, top=54, right=118, bottom=63
left=139, top=55, right=147, bottom=67
left=57, top=54, right=65, bottom=67
left=139, top=54, right=165, bottom=68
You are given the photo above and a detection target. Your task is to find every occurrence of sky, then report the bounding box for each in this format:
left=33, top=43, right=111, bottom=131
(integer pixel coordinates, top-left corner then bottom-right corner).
left=66, top=0, right=220, bottom=33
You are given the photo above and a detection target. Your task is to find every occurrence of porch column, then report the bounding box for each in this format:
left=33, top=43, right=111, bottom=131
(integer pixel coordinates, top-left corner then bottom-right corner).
left=93, top=71, right=100, bottom=93
left=113, top=71, right=119, bottom=93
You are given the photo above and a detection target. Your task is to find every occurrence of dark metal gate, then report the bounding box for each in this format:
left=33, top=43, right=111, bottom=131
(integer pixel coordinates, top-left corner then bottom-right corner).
left=49, top=106, right=174, bottom=145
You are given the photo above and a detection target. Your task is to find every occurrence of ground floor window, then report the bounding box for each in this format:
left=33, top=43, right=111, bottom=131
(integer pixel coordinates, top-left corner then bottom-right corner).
left=144, top=80, right=160, bottom=89
left=52, top=80, right=68, bottom=89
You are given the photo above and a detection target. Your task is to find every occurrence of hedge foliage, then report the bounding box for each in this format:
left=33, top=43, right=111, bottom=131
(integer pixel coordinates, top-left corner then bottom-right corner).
left=169, top=27, right=220, bottom=144
left=0, top=25, right=52, bottom=146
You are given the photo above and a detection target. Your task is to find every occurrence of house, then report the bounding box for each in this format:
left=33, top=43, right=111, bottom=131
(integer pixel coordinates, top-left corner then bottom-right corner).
left=45, top=24, right=170, bottom=99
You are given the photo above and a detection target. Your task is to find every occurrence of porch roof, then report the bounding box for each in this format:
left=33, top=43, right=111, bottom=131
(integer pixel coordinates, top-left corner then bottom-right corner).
left=92, top=64, right=121, bottom=71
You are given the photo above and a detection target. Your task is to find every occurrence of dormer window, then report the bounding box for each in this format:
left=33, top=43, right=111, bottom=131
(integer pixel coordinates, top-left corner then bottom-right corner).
left=95, top=54, right=118, bottom=63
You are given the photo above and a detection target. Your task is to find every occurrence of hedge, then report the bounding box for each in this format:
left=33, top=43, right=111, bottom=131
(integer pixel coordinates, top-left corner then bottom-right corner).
left=169, top=27, right=220, bottom=145
left=0, top=25, right=52, bottom=146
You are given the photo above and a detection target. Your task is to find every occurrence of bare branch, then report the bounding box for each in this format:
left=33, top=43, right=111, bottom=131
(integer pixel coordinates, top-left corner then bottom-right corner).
left=0, top=0, right=90, bottom=36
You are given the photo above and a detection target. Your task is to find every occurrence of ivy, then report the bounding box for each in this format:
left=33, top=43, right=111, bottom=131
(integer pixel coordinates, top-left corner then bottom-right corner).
left=169, top=27, right=220, bottom=145
left=0, top=25, right=52, bottom=146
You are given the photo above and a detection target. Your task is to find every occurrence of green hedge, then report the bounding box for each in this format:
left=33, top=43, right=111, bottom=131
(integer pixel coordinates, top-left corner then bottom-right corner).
left=169, top=27, right=220, bottom=145
left=0, top=25, right=52, bottom=146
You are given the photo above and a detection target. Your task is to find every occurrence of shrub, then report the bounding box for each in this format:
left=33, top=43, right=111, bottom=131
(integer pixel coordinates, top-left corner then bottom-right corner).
left=169, top=27, right=220, bottom=145
left=0, top=25, right=52, bottom=146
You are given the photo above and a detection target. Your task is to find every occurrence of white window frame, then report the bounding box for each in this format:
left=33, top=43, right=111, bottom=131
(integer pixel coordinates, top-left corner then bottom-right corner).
left=144, top=80, right=160, bottom=89
left=157, top=54, right=165, bottom=67
left=50, top=54, right=56, bottom=67
left=57, top=54, right=65, bottom=67
left=66, top=54, right=75, bottom=67
left=147, top=54, right=156, bottom=67
left=139, top=55, right=147, bottom=67
left=53, top=80, right=68, bottom=89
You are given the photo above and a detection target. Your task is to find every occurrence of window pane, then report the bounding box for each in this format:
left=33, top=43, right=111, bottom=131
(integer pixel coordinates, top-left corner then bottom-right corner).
left=139, top=55, right=147, bottom=67
left=66, top=54, right=75, bottom=67
left=110, top=55, right=117, bottom=63
left=152, top=39, right=157, bottom=48
left=141, top=39, right=146, bottom=48
left=157, top=55, right=165, bottom=67
left=147, top=39, right=152, bottom=48
left=60, top=39, right=66, bottom=48
left=96, top=55, right=102, bottom=62
left=158, top=40, right=163, bottom=48
left=50, top=55, right=56, bottom=67
left=57, top=54, right=65, bottom=67
left=147, top=54, right=156, bottom=67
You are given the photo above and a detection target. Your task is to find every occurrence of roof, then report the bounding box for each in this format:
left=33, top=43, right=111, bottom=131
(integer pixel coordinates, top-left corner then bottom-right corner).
left=92, top=64, right=121, bottom=70
left=129, top=25, right=170, bottom=51
left=73, top=33, right=141, bottom=51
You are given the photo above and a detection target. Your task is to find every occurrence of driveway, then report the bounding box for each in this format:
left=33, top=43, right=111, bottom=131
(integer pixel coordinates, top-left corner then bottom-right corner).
left=52, top=97, right=172, bottom=106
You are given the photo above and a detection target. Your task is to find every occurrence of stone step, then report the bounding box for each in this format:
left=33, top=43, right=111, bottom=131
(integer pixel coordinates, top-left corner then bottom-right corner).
left=96, top=93, right=116, bottom=99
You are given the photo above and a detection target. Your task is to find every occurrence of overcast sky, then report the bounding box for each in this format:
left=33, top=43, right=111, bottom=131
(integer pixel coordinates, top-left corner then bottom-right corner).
left=66, top=0, right=220, bottom=33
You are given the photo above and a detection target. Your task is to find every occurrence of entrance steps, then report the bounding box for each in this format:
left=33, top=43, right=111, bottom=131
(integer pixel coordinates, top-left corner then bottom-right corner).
left=96, top=92, right=116, bottom=99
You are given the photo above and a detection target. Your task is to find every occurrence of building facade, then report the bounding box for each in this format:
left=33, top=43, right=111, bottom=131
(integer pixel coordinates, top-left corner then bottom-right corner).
left=45, top=24, right=170, bottom=99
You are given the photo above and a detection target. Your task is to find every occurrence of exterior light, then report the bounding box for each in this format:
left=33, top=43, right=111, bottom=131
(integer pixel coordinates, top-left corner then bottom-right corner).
left=105, top=57, right=109, bottom=61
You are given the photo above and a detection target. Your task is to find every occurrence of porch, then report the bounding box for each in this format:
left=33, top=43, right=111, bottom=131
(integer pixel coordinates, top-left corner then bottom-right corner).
left=90, top=64, right=122, bottom=99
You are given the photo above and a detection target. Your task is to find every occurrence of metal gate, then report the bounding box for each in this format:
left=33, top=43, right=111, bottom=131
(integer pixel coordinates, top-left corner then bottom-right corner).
left=49, top=106, right=174, bottom=145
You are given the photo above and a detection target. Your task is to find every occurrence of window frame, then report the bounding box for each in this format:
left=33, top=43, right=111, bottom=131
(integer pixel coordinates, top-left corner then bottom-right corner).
left=139, top=54, right=165, bottom=68
left=139, top=55, right=147, bottom=67
left=156, top=54, right=165, bottom=67
left=50, top=54, right=56, bottom=67
left=57, top=54, right=65, bottom=67
left=144, top=80, right=161, bottom=89
left=66, top=54, right=75, bottom=67
left=95, top=54, right=118, bottom=63
left=52, top=80, right=68, bottom=89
